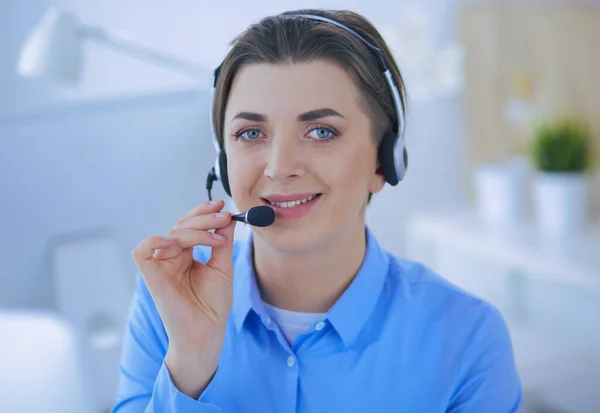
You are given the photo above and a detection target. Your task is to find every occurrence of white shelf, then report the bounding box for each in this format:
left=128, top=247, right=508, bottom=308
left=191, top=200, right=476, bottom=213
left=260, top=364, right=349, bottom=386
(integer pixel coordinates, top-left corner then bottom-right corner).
left=407, top=209, right=600, bottom=290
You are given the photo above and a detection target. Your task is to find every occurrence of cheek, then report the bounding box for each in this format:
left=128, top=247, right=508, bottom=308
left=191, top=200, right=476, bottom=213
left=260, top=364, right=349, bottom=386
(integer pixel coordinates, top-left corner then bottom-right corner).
left=226, top=150, right=261, bottom=194
left=319, top=146, right=377, bottom=191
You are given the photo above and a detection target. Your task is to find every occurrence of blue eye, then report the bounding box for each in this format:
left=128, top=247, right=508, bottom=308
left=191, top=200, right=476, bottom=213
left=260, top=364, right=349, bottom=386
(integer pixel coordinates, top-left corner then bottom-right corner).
left=236, top=129, right=262, bottom=140
left=309, top=127, right=334, bottom=140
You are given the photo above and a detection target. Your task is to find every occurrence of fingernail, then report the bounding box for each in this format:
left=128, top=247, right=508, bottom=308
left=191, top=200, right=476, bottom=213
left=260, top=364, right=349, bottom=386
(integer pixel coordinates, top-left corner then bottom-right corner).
left=215, top=212, right=229, bottom=219
left=211, top=232, right=226, bottom=241
left=209, top=200, right=220, bottom=205
left=163, top=236, right=174, bottom=241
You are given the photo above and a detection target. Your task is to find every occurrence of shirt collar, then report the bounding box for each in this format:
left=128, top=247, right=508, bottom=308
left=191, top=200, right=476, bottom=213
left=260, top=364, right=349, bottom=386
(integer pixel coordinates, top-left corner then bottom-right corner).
left=326, top=227, right=389, bottom=347
left=231, top=227, right=390, bottom=348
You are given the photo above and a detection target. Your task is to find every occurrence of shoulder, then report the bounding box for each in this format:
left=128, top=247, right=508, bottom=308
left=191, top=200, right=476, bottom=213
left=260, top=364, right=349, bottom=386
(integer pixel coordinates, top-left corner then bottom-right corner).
left=384, top=256, right=523, bottom=408
left=385, top=253, right=520, bottom=390
left=388, top=253, right=494, bottom=308
left=385, top=252, right=511, bottom=343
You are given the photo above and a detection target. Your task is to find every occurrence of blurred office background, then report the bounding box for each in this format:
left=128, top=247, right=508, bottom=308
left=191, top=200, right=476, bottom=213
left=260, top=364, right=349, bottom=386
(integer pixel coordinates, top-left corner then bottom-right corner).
left=1, top=0, right=599, bottom=412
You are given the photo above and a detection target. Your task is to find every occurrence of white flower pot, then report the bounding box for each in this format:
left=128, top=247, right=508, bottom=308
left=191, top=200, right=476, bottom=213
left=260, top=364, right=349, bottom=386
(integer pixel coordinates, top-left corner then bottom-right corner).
left=473, top=159, right=528, bottom=229
left=592, top=169, right=600, bottom=225
left=532, top=172, right=589, bottom=237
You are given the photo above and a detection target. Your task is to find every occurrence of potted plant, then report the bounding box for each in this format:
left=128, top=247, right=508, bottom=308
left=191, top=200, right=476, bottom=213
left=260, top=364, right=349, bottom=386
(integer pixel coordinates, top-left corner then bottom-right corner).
left=529, top=116, right=593, bottom=237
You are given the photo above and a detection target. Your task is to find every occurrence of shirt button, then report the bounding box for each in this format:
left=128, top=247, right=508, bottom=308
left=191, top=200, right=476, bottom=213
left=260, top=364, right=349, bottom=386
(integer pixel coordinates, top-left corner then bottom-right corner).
left=315, top=321, right=326, bottom=331
left=287, top=356, right=295, bottom=367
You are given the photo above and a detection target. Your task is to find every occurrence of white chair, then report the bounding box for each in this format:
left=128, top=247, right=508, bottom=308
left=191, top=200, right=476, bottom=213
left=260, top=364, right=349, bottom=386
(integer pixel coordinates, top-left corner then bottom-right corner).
left=0, top=310, right=92, bottom=413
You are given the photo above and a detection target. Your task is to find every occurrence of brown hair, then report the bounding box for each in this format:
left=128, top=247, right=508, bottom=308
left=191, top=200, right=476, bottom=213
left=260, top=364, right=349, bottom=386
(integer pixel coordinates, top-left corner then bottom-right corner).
left=211, top=9, right=407, bottom=200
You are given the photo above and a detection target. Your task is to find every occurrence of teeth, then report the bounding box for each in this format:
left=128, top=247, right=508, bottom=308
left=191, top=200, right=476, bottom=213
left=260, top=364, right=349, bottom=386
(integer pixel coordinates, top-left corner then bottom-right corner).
left=270, top=194, right=318, bottom=208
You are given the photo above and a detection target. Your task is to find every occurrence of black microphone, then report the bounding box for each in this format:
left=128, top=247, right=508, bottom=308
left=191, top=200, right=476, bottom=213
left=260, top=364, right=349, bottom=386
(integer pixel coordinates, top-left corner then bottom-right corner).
left=232, top=205, right=275, bottom=227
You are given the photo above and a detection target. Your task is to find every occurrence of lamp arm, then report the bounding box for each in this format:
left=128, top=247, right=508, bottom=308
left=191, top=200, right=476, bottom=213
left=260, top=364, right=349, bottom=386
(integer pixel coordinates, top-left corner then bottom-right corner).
left=81, top=26, right=208, bottom=81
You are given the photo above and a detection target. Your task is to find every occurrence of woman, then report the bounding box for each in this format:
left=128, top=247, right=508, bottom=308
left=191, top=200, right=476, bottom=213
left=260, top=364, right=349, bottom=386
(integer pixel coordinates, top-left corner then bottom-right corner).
left=113, top=9, right=522, bottom=413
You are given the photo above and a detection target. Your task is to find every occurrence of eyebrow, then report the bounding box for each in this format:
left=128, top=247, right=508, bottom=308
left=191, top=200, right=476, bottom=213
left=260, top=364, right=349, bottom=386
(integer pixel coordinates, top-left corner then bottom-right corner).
left=231, top=108, right=346, bottom=123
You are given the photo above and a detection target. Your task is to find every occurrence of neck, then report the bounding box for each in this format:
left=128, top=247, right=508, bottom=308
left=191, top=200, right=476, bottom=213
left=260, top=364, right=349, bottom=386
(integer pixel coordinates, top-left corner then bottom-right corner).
left=252, top=221, right=368, bottom=313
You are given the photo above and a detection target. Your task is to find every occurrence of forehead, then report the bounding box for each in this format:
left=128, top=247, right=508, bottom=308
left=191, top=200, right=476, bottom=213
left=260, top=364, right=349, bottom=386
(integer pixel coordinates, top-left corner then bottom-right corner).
left=224, top=60, right=364, bottom=121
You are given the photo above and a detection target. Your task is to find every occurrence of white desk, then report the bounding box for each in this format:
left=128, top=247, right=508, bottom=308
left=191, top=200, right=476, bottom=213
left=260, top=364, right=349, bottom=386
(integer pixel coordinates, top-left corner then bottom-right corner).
left=406, top=209, right=600, bottom=412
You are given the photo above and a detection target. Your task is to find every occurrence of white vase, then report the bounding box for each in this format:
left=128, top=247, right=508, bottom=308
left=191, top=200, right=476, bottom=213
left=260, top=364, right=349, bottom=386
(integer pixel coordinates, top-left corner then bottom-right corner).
left=473, top=159, right=528, bottom=230
left=532, top=172, right=589, bottom=237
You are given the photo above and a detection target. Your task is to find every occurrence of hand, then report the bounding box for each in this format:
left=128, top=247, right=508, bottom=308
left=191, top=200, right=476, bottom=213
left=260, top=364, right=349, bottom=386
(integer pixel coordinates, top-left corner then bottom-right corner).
left=131, top=199, right=237, bottom=397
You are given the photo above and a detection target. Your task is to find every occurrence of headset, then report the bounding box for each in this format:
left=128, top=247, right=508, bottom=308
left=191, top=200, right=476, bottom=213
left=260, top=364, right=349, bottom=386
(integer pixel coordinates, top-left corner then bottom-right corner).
left=206, top=13, right=408, bottom=201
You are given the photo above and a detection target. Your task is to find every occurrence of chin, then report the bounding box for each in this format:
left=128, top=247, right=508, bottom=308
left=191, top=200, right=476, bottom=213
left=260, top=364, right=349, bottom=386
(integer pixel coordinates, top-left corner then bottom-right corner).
left=253, top=221, right=316, bottom=253
left=253, top=213, right=360, bottom=255
left=252, top=222, right=326, bottom=254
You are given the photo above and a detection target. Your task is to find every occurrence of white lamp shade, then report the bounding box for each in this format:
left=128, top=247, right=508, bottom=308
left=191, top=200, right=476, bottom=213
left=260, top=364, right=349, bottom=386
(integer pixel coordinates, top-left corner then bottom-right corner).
left=17, top=7, right=84, bottom=84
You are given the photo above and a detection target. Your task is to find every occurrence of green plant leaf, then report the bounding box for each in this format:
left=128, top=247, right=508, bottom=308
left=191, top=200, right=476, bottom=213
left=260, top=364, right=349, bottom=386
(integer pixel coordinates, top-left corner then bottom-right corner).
left=529, top=116, right=591, bottom=173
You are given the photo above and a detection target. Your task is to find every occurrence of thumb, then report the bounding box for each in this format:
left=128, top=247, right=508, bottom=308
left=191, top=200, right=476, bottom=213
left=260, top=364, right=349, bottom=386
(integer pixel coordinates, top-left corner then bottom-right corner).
left=207, top=218, right=237, bottom=277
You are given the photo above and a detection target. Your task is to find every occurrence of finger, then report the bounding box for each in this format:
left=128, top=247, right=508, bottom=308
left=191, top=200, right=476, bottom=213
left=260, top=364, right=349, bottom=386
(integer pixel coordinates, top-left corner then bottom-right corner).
left=207, top=219, right=237, bottom=276
left=132, top=236, right=174, bottom=263
left=173, top=210, right=232, bottom=231
left=153, top=228, right=227, bottom=259
left=180, top=199, right=224, bottom=221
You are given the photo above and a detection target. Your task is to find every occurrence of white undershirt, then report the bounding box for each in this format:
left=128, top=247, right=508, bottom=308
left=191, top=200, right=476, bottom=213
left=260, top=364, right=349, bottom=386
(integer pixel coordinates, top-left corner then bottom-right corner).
left=263, top=301, right=327, bottom=345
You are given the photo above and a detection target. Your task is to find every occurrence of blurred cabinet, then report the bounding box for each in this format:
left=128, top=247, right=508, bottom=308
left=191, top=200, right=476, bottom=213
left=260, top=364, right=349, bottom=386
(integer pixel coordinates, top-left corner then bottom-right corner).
left=52, top=231, right=134, bottom=413
left=407, top=209, right=600, bottom=413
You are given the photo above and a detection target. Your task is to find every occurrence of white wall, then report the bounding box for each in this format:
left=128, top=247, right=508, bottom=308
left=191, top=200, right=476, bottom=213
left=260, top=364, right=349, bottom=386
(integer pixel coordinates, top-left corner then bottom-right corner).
left=29, top=0, right=458, bottom=104
left=1, top=0, right=466, bottom=307
left=0, top=90, right=219, bottom=306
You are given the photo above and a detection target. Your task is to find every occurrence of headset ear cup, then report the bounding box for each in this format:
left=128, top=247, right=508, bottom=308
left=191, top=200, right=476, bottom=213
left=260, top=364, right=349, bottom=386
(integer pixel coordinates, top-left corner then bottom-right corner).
left=377, top=129, right=399, bottom=186
left=218, top=151, right=231, bottom=197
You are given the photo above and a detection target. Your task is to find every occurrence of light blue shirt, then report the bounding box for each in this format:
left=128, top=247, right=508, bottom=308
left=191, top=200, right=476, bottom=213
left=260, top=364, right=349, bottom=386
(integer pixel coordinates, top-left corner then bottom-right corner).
left=112, top=228, right=522, bottom=412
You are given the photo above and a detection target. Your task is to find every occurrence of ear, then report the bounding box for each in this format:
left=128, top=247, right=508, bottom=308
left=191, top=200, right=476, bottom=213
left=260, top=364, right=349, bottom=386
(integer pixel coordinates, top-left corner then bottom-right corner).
left=369, top=165, right=386, bottom=194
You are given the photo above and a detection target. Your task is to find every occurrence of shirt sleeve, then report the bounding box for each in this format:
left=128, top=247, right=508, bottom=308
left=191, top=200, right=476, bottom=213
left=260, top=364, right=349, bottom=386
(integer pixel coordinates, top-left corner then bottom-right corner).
left=446, top=304, right=523, bottom=413
left=110, top=273, right=222, bottom=413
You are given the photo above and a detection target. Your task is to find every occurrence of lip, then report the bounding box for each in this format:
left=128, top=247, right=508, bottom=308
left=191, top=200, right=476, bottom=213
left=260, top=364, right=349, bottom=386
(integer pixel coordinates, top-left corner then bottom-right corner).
left=261, top=192, right=321, bottom=203
left=260, top=193, right=322, bottom=220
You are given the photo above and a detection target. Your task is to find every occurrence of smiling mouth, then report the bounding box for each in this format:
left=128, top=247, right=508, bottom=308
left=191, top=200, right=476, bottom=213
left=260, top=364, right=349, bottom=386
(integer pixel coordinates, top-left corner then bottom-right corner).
left=262, top=194, right=322, bottom=208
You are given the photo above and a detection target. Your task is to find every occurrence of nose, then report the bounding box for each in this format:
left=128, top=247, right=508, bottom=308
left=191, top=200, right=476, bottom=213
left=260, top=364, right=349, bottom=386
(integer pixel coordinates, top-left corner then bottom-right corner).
left=263, top=135, right=304, bottom=183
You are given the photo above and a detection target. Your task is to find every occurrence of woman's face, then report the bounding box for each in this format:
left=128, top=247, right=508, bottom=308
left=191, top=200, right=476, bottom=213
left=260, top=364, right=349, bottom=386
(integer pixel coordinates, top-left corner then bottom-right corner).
left=223, top=60, right=385, bottom=252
